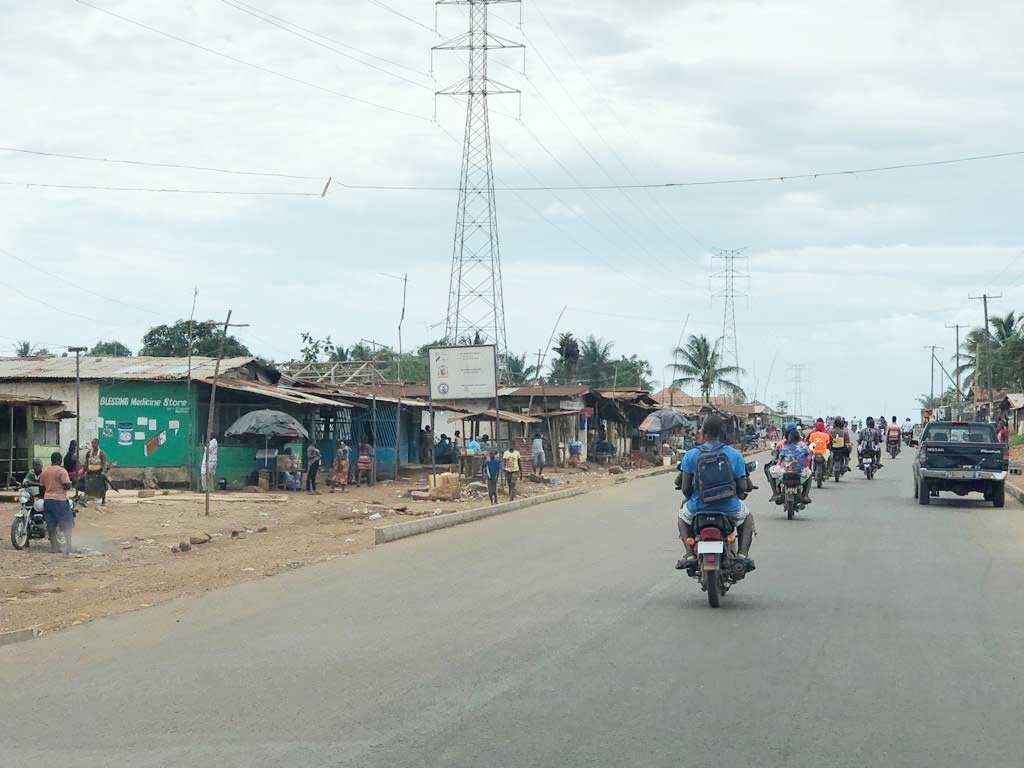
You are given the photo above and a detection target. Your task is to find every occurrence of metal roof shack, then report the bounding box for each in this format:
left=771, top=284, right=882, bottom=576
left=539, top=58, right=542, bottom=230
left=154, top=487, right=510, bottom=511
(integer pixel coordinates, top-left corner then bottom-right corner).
left=0, top=356, right=269, bottom=382
left=0, top=393, right=66, bottom=407
left=497, top=384, right=592, bottom=398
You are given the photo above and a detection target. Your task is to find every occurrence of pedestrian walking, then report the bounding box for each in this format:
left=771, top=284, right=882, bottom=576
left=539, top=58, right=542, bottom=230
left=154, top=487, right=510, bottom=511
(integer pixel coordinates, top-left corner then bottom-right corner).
left=330, top=442, right=350, bottom=493
left=483, top=450, right=501, bottom=505
left=997, top=420, right=1009, bottom=444
left=39, top=451, right=74, bottom=555
left=306, top=443, right=322, bottom=492
left=531, top=433, right=546, bottom=476
left=85, top=438, right=108, bottom=504
left=502, top=444, right=522, bottom=501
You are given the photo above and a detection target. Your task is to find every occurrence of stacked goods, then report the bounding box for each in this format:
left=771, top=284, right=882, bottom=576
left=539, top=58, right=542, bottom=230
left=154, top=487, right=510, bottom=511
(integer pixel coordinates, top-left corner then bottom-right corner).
left=428, top=472, right=462, bottom=501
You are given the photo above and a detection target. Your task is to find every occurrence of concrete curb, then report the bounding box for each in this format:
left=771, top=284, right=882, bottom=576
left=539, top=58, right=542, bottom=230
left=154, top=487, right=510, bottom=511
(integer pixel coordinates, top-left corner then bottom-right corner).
left=375, top=487, right=589, bottom=544
left=1006, top=480, right=1024, bottom=505
left=0, top=627, right=42, bottom=647
left=374, top=450, right=765, bottom=545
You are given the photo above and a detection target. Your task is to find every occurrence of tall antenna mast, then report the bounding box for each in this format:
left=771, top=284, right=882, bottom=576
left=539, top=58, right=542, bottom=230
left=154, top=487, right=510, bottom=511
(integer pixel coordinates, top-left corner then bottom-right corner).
left=433, top=0, right=523, bottom=370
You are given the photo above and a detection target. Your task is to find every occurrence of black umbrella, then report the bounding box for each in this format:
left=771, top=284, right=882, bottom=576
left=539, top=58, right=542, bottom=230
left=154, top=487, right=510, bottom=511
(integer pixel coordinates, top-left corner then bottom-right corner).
left=225, top=410, right=309, bottom=439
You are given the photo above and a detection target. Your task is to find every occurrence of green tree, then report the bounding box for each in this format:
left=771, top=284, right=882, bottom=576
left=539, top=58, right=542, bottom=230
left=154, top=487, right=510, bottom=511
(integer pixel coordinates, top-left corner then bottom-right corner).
left=577, top=336, right=614, bottom=387
left=775, top=400, right=789, bottom=414
left=299, top=333, right=336, bottom=363
left=954, top=312, right=1023, bottom=392
left=505, top=352, right=539, bottom=385
left=140, top=320, right=252, bottom=358
left=549, top=332, right=581, bottom=383
left=89, top=340, right=132, bottom=357
left=670, top=334, right=745, bottom=402
left=612, top=354, right=654, bottom=390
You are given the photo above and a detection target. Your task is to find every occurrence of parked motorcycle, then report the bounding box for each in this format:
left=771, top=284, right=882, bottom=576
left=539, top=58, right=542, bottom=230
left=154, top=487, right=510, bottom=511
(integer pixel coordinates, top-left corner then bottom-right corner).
left=684, top=461, right=758, bottom=608
left=10, top=486, right=70, bottom=551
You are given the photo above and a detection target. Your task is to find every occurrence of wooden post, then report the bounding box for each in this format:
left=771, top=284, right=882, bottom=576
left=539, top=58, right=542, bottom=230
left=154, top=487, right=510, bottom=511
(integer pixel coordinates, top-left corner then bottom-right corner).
left=203, top=310, right=248, bottom=516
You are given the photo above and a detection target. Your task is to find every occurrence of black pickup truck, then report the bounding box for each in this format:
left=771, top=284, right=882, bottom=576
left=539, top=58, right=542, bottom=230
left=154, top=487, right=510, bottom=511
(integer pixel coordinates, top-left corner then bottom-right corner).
left=911, top=421, right=1009, bottom=507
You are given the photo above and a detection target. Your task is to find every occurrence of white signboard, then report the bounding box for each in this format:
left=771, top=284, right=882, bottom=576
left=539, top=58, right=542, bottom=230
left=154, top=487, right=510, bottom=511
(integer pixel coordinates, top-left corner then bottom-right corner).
left=428, top=345, right=497, bottom=401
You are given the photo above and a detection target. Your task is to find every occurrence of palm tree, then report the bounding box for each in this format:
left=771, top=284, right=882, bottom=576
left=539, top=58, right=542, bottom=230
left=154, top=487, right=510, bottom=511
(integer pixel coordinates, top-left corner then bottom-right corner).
left=505, top=352, right=539, bottom=385
left=954, top=311, right=1023, bottom=391
left=670, top=334, right=745, bottom=402
left=15, top=340, right=32, bottom=357
left=550, top=332, right=580, bottom=383
left=578, top=336, right=614, bottom=387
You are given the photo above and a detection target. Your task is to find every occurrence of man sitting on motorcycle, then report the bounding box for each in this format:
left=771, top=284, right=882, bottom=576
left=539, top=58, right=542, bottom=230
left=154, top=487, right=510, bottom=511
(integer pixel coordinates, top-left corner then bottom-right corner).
left=902, top=418, right=914, bottom=442
left=675, top=414, right=755, bottom=572
left=858, top=417, right=883, bottom=468
left=769, top=426, right=813, bottom=505
left=21, top=460, right=43, bottom=489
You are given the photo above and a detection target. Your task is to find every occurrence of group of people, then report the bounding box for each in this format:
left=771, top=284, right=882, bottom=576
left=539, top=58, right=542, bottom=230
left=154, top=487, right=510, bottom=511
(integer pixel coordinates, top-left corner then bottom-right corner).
left=21, top=438, right=109, bottom=555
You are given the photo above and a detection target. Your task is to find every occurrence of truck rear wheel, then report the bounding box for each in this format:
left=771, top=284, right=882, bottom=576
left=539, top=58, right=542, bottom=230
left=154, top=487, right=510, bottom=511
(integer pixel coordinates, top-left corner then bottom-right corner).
left=993, top=482, right=1006, bottom=508
left=918, top=478, right=930, bottom=505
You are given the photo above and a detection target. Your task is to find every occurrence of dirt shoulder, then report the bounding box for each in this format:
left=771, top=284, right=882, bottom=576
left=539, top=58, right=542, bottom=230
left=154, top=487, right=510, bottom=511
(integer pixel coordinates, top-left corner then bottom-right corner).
left=1, top=463, right=664, bottom=635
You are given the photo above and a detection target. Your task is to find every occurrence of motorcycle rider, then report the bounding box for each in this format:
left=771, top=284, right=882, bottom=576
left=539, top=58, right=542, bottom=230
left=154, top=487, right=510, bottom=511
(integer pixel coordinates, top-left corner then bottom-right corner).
left=830, top=417, right=853, bottom=474
left=769, top=425, right=813, bottom=505
left=20, top=460, right=43, bottom=488
left=675, top=414, right=756, bottom=572
left=885, top=416, right=902, bottom=455
left=808, top=418, right=832, bottom=475
left=858, top=417, right=883, bottom=469
left=901, top=417, right=914, bottom=442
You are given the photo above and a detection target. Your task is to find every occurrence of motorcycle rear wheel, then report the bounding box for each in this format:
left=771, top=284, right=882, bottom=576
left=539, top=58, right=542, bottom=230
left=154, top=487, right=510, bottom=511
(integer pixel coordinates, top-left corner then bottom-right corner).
left=10, top=518, right=29, bottom=550
left=786, top=497, right=795, bottom=520
left=706, top=570, right=721, bottom=608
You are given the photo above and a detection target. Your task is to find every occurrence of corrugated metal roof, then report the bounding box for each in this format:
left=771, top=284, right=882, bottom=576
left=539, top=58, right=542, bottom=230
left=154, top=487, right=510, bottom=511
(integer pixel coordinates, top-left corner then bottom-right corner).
left=461, top=410, right=542, bottom=425
left=0, top=356, right=257, bottom=381
left=202, top=378, right=356, bottom=408
left=0, top=393, right=66, bottom=407
left=497, top=385, right=591, bottom=397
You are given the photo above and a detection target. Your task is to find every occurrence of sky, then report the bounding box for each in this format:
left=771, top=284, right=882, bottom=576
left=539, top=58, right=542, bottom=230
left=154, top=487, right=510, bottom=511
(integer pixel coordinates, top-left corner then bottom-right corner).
left=2, top=0, right=1023, bottom=419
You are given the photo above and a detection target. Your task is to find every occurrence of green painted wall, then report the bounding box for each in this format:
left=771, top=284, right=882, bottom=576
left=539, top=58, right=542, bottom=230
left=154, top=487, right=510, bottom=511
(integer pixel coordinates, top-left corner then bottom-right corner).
left=192, top=444, right=259, bottom=489
left=98, top=382, right=194, bottom=468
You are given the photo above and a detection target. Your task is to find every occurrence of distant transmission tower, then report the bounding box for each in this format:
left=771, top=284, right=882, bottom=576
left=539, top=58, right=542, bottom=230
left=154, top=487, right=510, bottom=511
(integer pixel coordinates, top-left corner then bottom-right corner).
left=710, top=248, right=749, bottom=398
left=790, top=364, right=805, bottom=418
left=433, top=0, right=523, bottom=364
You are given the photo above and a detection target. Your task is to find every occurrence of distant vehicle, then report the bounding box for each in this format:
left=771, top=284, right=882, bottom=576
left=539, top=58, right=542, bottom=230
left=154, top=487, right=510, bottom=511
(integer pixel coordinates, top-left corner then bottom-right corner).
left=911, top=421, right=1008, bottom=507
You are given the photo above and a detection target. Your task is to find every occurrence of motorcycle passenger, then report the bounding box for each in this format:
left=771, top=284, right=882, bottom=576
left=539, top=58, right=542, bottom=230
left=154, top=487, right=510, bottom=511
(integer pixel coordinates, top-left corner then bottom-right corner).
left=769, top=427, right=813, bottom=505
left=675, top=415, right=756, bottom=572
left=885, top=417, right=902, bottom=455
left=858, top=417, right=883, bottom=469
left=830, top=418, right=853, bottom=474
left=808, top=418, right=832, bottom=473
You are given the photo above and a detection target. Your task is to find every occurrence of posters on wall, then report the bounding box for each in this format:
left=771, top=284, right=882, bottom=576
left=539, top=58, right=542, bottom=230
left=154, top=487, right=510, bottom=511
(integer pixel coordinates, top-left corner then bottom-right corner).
left=97, top=382, right=192, bottom=467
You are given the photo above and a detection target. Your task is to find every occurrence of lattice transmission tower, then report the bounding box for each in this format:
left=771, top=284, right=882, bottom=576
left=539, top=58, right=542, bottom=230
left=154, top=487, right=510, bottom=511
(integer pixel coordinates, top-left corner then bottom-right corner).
left=790, top=364, right=805, bottom=419
left=433, top=1, right=523, bottom=363
left=710, top=248, right=749, bottom=398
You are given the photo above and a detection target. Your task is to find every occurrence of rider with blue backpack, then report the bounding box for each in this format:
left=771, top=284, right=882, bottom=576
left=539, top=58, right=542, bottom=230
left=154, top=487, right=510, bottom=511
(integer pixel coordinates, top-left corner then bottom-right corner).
left=674, top=414, right=755, bottom=572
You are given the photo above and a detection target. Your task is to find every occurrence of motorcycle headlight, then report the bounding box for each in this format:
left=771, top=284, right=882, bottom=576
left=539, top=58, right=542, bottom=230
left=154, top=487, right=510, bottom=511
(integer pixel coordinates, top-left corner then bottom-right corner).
left=19, top=490, right=30, bottom=504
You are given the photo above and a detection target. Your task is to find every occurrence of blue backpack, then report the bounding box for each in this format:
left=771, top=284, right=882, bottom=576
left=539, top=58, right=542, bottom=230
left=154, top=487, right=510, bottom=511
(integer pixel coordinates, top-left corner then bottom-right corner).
left=693, top=444, right=737, bottom=503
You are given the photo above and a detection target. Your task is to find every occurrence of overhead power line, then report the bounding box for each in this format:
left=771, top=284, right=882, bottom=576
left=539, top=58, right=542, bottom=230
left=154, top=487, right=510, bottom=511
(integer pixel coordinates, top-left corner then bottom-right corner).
left=216, top=0, right=433, bottom=90
left=0, top=179, right=326, bottom=196
left=364, top=0, right=437, bottom=34
left=71, top=0, right=431, bottom=122
left=329, top=149, right=1024, bottom=191
left=0, top=145, right=323, bottom=180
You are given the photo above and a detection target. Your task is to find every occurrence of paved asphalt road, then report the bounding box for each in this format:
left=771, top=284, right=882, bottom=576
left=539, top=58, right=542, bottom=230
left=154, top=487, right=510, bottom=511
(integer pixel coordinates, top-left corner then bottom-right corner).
left=3, top=450, right=1024, bottom=767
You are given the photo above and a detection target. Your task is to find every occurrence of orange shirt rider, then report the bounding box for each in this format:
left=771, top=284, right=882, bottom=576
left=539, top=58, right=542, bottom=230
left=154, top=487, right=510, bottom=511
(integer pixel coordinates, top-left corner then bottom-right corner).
left=807, top=420, right=832, bottom=457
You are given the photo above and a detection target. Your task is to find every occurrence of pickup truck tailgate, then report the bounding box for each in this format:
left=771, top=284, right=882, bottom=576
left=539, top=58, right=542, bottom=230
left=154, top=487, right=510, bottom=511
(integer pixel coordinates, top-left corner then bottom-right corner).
left=923, top=442, right=1005, bottom=471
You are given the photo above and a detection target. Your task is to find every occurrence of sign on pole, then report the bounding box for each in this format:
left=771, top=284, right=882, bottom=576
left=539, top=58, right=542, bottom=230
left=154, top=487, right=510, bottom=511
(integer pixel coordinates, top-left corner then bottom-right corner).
left=428, top=345, right=498, bottom=400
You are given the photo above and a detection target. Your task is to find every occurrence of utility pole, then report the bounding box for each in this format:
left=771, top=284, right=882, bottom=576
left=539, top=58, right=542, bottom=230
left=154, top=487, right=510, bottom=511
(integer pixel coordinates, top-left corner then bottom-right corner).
left=945, top=323, right=968, bottom=404
left=922, top=346, right=943, bottom=402
left=710, top=248, right=748, bottom=400
left=434, top=0, right=523, bottom=372
left=969, top=293, right=1001, bottom=416
left=68, top=346, right=87, bottom=463
left=203, top=311, right=249, bottom=517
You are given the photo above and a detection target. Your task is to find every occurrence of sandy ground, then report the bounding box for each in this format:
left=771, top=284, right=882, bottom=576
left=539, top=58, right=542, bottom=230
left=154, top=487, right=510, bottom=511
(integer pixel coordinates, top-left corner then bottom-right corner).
left=1, top=462, right=666, bottom=634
